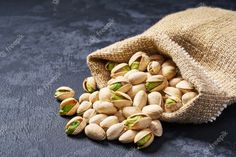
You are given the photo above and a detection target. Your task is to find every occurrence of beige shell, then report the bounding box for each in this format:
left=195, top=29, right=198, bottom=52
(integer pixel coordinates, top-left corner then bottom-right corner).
left=108, top=77, right=132, bottom=93
left=77, top=101, right=92, bottom=115
left=99, top=87, right=112, bottom=101
left=83, top=77, right=97, bottom=93
left=147, top=61, right=161, bottom=75
left=100, top=116, right=119, bottom=130
left=146, top=75, right=168, bottom=92
left=142, top=105, right=163, bottom=120
left=127, top=71, right=147, bottom=85
left=127, top=84, right=146, bottom=98
left=114, top=110, right=126, bottom=122
left=123, top=69, right=139, bottom=79
left=106, top=123, right=125, bottom=140
left=59, top=98, right=79, bottom=116
left=111, top=63, right=130, bottom=78
left=65, top=116, right=87, bottom=135
left=134, top=129, right=154, bottom=149
left=111, top=91, right=132, bottom=109
left=89, top=91, right=99, bottom=103
left=176, top=80, right=194, bottom=93
left=150, top=120, right=163, bottom=137
left=83, top=108, right=96, bottom=122
left=169, top=77, right=183, bottom=87
left=119, top=130, right=137, bottom=143
left=89, top=114, right=108, bottom=124
left=128, top=51, right=150, bottom=71
left=147, top=92, right=163, bottom=106
left=122, top=106, right=141, bottom=118
left=125, top=113, right=152, bottom=130
left=85, top=123, right=106, bottom=140
left=164, top=96, right=182, bottom=112
left=93, top=101, right=117, bottom=115
left=133, top=90, right=147, bottom=109
left=182, top=92, right=198, bottom=105
left=79, top=93, right=91, bottom=103
left=163, top=87, right=182, bottom=99
left=149, top=54, right=165, bottom=64
left=162, top=60, right=176, bottom=67
left=161, top=66, right=177, bottom=80
left=54, top=86, right=75, bottom=101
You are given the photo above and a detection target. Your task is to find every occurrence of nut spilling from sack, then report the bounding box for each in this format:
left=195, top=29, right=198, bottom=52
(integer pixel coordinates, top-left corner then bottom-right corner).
left=54, top=51, right=198, bottom=149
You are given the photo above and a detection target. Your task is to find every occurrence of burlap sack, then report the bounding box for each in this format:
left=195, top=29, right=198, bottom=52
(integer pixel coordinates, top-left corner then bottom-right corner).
left=87, top=7, right=236, bottom=123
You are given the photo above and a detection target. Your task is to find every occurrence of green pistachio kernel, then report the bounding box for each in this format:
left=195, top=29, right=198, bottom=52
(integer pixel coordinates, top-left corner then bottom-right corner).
left=86, top=84, right=95, bottom=93
left=59, top=104, right=74, bottom=115
left=106, top=62, right=117, bottom=71
left=124, top=116, right=142, bottom=128
left=145, top=81, right=163, bottom=91
left=111, top=94, right=124, bottom=100
left=109, top=82, right=122, bottom=91
left=130, top=61, right=140, bottom=70
left=137, top=134, right=152, bottom=147
left=65, top=121, right=80, bottom=135
left=122, top=65, right=130, bottom=72
left=165, top=98, right=176, bottom=107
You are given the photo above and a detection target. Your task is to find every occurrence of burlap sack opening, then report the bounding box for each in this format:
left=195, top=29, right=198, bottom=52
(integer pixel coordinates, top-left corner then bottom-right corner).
left=87, top=7, right=236, bottom=124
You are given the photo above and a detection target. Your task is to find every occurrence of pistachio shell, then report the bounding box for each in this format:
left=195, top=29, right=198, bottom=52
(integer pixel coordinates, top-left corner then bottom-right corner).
left=65, top=116, right=86, bottom=135
left=100, top=116, right=119, bottom=130
left=163, top=87, right=182, bottom=99
left=54, top=86, right=75, bottom=101
left=119, top=130, right=137, bottom=143
left=59, top=98, right=79, bottom=116
left=106, top=123, right=125, bottom=140
left=114, top=110, right=126, bottom=122
left=99, top=87, right=111, bottom=101
left=124, top=113, right=151, bottom=130
left=83, top=77, right=97, bottom=93
left=108, top=77, right=132, bottom=93
left=111, top=91, right=132, bottom=109
left=127, top=71, right=147, bottom=85
left=142, top=105, right=163, bottom=120
left=79, top=93, right=91, bottom=103
left=134, top=129, right=154, bottom=149
left=164, top=96, right=182, bottom=112
left=85, top=123, right=106, bottom=140
left=128, top=51, right=150, bottom=71
left=123, top=69, right=139, bottom=79
left=89, top=114, right=107, bottom=124
left=133, top=90, right=147, bottom=109
left=147, top=92, right=163, bottom=106
left=105, top=61, right=118, bottom=71
left=162, top=60, right=176, bottom=67
left=162, top=66, right=177, bottom=80
left=149, top=54, right=165, bottom=64
left=93, top=101, right=117, bottom=115
left=150, top=120, right=163, bottom=137
left=146, top=75, right=168, bottom=92
left=77, top=101, right=92, bottom=115
left=127, top=84, right=146, bottom=98
left=83, top=108, right=96, bottom=122
left=147, top=61, right=161, bottom=75
left=111, top=63, right=130, bottom=78
left=182, top=92, right=198, bottom=105
left=122, top=106, right=141, bottom=118
left=169, top=77, right=183, bottom=87
left=176, top=80, right=194, bottom=93
left=89, top=91, right=99, bottom=103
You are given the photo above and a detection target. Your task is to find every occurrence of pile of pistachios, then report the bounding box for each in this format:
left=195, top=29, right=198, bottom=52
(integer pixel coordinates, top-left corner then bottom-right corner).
left=54, top=51, right=198, bottom=149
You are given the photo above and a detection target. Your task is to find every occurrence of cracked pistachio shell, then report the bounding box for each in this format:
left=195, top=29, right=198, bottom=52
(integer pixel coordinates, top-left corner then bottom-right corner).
left=142, top=105, right=163, bottom=120
left=149, top=54, right=165, bottom=64
left=127, top=84, right=146, bottom=98
left=134, top=129, right=154, bottom=149
left=54, top=86, right=75, bottom=101
left=146, top=72, right=152, bottom=79
left=83, top=108, right=96, bottom=123
left=106, top=123, right=125, bottom=140
left=59, top=98, right=79, bottom=116
left=111, top=91, right=132, bottom=109
left=123, top=69, right=139, bottom=79
left=163, top=87, right=182, bottom=99
left=124, top=113, right=152, bottom=130
left=147, top=61, right=161, bottom=75
left=182, top=92, right=198, bottom=105
left=79, top=93, right=91, bottom=103
left=83, top=77, right=97, bottom=93
left=176, top=80, right=194, bottom=93
left=145, top=75, right=168, bottom=92
left=127, top=71, right=147, bottom=85
left=89, top=114, right=107, bottom=124
left=161, top=66, right=177, bottom=80
left=99, top=87, right=111, bottom=101
left=164, top=96, right=182, bottom=112
left=169, top=77, right=183, bottom=87
left=93, top=101, right=117, bottom=115
left=108, top=77, right=132, bottom=93
left=122, top=106, right=141, bottom=118
left=100, top=116, right=119, bottom=130
left=133, top=90, right=147, bottom=109
left=147, top=92, right=163, bottom=106
left=65, top=116, right=86, bottom=135
left=105, top=61, right=118, bottom=71
left=85, top=123, right=106, bottom=140
left=119, top=130, right=137, bottom=143
left=150, top=120, right=163, bottom=137
left=89, top=91, right=99, bottom=103
left=162, top=60, right=176, bottom=67
left=114, top=110, right=126, bottom=122
left=77, top=101, right=92, bottom=116
left=111, top=63, right=130, bottom=78
left=128, top=51, right=150, bottom=71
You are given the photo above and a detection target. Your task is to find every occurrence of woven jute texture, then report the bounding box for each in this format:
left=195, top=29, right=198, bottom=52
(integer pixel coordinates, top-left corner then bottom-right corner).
left=87, top=7, right=236, bottom=123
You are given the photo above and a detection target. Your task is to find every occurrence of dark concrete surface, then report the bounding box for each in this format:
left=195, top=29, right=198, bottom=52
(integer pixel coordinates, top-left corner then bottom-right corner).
left=0, top=0, right=235, bottom=157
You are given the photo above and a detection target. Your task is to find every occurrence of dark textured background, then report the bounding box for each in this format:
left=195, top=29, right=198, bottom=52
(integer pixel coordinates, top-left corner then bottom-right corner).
left=0, top=0, right=236, bottom=157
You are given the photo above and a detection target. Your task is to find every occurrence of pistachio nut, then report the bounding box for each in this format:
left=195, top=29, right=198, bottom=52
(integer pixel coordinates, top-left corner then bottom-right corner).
left=111, top=63, right=130, bottom=78
left=123, top=69, right=139, bottom=79
left=169, top=77, right=183, bottom=87
left=133, top=90, right=147, bottom=109
left=99, top=87, right=112, bottom=101
left=145, top=75, right=168, bottom=92
left=105, top=61, right=118, bottom=71
left=161, top=66, right=177, bottom=80
left=134, top=129, right=154, bottom=149
left=142, top=105, right=163, bottom=120
left=149, top=54, right=165, bottom=64
left=128, top=51, right=150, bottom=71
left=147, top=61, right=161, bottom=75
left=54, top=86, right=75, bottom=101
left=122, top=106, right=141, bottom=118
left=83, top=76, right=97, bottom=93
left=147, top=92, right=163, bottom=106
left=124, top=113, right=151, bottom=130
left=127, top=84, right=146, bottom=98
left=182, top=92, right=198, bottom=105
left=146, top=72, right=152, bottom=79
left=79, top=93, right=91, bottom=103
left=83, top=108, right=96, bottom=122
left=127, top=71, right=147, bottom=85
left=164, top=96, right=182, bottom=112
left=176, top=80, right=194, bottom=93
left=89, top=91, right=99, bottom=103
left=111, top=91, right=132, bottom=109
left=59, top=98, right=79, bottom=116
left=77, top=101, right=92, bottom=116
left=150, top=120, right=163, bottom=137
left=85, top=123, right=106, bottom=140
left=106, top=123, right=125, bottom=140
left=100, top=116, right=119, bottom=130
left=65, top=116, right=86, bottom=135
left=162, top=60, right=176, bottom=67
left=119, top=130, right=137, bottom=143
left=93, top=101, right=117, bottom=115
left=114, top=110, right=126, bottom=122
left=89, top=114, right=108, bottom=124
left=163, top=87, right=182, bottom=99
left=108, top=77, right=132, bottom=93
